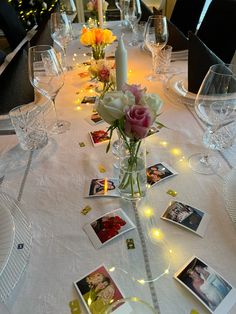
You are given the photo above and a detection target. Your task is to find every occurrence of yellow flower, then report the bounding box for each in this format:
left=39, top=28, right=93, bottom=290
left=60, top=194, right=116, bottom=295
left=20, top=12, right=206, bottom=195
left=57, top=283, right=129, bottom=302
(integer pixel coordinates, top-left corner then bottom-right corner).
left=80, top=27, right=116, bottom=46
left=102, top=29, right=116, bottom=44
left=80, top=27, right=95, bottom=46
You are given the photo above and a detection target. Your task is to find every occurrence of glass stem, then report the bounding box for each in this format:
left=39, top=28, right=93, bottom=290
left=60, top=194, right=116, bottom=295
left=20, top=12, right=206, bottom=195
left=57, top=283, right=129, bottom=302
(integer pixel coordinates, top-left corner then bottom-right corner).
left=62, top=45, right=67, bottom=69
left=51, top=97, right=61, bottom=127
left=200, top=154, right=210, bottom=166
left=152, top=51, right=158, bottom=77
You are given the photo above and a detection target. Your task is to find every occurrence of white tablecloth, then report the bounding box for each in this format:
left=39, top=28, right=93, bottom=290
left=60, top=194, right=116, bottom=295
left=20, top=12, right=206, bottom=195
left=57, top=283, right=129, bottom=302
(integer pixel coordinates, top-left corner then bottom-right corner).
left=1, top=22, right=236, bottom=314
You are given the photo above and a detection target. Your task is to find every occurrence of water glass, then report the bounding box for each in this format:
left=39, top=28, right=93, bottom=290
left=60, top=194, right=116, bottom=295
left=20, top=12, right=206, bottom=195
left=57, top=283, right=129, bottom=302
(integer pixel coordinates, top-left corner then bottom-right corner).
left=9, top=103, right=48, bottom=151
left=157, top=45, right=172, bottom=74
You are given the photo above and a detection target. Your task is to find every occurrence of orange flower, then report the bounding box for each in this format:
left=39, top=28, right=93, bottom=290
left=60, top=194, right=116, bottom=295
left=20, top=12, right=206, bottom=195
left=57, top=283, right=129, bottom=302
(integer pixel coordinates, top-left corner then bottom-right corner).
left=80, top=27, right=116, bottom=46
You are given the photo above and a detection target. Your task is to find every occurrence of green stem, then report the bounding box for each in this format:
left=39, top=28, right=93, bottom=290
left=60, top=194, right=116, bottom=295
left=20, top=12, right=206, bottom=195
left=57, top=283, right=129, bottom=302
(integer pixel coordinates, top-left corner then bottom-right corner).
left=118, top=138, right=144, bottom=197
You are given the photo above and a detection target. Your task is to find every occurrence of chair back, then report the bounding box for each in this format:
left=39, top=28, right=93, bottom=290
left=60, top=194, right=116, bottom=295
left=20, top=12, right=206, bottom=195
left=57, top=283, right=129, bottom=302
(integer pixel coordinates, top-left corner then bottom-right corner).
left=0, top=43, right=34, bottom=115
left=197, top=0, right=236, bottom=63
left=0, top=0, right=26, bottom=49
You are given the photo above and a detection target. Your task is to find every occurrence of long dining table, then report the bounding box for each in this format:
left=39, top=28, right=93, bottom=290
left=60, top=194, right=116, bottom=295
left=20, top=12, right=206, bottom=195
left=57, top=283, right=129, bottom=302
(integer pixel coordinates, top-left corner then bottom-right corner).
left=1, top=21, right=236, bottom=314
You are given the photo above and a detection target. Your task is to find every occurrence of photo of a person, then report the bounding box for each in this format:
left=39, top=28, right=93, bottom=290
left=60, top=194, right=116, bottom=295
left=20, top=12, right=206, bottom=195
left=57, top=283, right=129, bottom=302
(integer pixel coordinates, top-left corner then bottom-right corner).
left=75, top=265, right=124, bottom=314
left=146, top=163, right=174, bottom=186
left=163, top=201, right=204, bottom=232
left=176, top=257, right=232, bottom=312
left=89, top=179, right=116, bottom=196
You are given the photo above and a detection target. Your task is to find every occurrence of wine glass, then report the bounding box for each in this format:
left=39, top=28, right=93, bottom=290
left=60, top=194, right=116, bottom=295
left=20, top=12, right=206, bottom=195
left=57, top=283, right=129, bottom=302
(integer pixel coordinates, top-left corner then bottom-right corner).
left=144, top=15, right=168, bottom=81
left=60, top=0, right=77, bottom=23
left=28, top=45, right=70, bottom=134
left=125, top=0, right=142, bottom=46
left=189, top=63, right=236, bottom=174
left=60, top=0, right=77, bottom=39
left=115, top=0, right=130, bottom=27
left=50, top=12, right=72, bottom=70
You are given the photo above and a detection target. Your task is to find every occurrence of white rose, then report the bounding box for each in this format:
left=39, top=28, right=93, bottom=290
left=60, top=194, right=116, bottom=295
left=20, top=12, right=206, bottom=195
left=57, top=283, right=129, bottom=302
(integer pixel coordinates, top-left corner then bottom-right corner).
left=141, top=93, right=163, bottom=115
left=96, top=91, right=135, bottom=124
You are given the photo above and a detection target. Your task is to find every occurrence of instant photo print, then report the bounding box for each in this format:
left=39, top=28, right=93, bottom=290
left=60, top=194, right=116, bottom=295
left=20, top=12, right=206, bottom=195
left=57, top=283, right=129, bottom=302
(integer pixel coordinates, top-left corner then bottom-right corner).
left=83, top=208, right=136, bottom=249
left=174, top=256, right=236, bottom=314
left=161, top=201, right=210, bottom=237
left=146, top=162, right=178, bottom=187
left=84, top=178, right=120, bottom=197
left=74, top=264, right=133, bottom=314
left=89, top=130, right=110, bottom=146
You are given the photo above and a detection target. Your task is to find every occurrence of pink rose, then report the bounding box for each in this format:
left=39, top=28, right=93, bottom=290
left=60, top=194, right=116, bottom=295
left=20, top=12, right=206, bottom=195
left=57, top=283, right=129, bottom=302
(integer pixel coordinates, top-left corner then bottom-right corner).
left=122, top=83, right=146, bottom=105
left=98, top=65, right=110, bottom=82
left=125, top=105, right=154, bottom=139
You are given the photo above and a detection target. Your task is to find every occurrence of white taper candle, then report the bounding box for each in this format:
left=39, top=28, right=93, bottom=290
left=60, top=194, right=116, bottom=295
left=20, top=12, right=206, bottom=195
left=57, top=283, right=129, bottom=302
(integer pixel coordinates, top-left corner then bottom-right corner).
left=115, top=34, right=128, bottom=90
left=97, top=0, right=103, bottom=28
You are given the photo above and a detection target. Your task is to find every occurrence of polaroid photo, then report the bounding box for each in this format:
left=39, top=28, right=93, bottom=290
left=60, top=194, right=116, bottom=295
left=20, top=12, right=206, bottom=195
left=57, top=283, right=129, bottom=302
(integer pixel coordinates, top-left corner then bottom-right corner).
left=174, top=256, right=236, bottom=314
left=85, top=178, right=120, bottom=198
left=74, top=264, right=133, bottom=314
left=86, top=111, right=104, bottom=126
left=161, top=201, right=210, bottom=237
left=81, top=96, right=98, bottom=104
left=146, top=162, right=178, bottom=187
left=89, top=130, right=110, bottom=146
left=83, top=208, right=136, bottom=249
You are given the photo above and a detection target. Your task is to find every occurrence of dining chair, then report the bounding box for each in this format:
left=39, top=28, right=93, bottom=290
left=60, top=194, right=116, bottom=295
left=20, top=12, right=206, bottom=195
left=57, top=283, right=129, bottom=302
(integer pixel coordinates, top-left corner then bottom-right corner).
left=197, top=0, right=236, bottom=64
left=0, top=0, right=26, bottom=50
left=0, top=43, right=34, bottom=115
left=170, top=0, right=206, bottom=37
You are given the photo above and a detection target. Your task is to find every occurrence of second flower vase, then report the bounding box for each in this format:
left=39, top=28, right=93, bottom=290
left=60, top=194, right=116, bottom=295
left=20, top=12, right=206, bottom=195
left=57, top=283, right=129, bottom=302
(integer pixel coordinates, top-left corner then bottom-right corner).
left=118, top=138, right=147, bottom=200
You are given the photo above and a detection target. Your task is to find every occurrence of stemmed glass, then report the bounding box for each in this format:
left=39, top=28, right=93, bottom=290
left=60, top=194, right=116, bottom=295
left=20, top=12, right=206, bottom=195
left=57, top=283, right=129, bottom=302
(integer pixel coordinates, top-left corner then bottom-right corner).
left=115, top=0, right=130, bottom=27
left=50, top=12, right=72, bottom=70
left=60, top=0, right=77, bottom=23
left=28, top=45, right=70, bottom=134
left=189, top=64, right=236, bottom=174
left=125, top=0, right=142, bottom=46
left=144, top=15, right=168, bottom=81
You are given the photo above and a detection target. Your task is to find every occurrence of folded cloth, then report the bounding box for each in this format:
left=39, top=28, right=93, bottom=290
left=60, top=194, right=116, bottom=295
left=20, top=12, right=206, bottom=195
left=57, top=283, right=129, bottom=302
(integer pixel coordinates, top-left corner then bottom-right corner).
left=167, top=20, right=188, bottom=52
left=188, top=31, right=223, bottom=94
left=152, top=8, right=188, bottom=52
left=197, top=0, right=236, bottom=64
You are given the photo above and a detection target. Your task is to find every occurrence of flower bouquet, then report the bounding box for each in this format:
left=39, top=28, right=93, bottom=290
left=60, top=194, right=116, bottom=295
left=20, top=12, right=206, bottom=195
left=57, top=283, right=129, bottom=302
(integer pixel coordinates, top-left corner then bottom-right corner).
left=96, top=83, right=163, bottom=200
left=89, top=59, right=116, bottom=97
left=80, top=27, right=116, bottom=60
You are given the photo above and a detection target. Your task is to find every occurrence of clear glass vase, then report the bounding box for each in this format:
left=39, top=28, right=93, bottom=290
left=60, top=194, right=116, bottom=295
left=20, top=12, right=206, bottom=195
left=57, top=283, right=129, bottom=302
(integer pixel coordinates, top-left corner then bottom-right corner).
left=118, top=137, right=147, bottom=200
left=92, top=45, right=105, bottom=60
